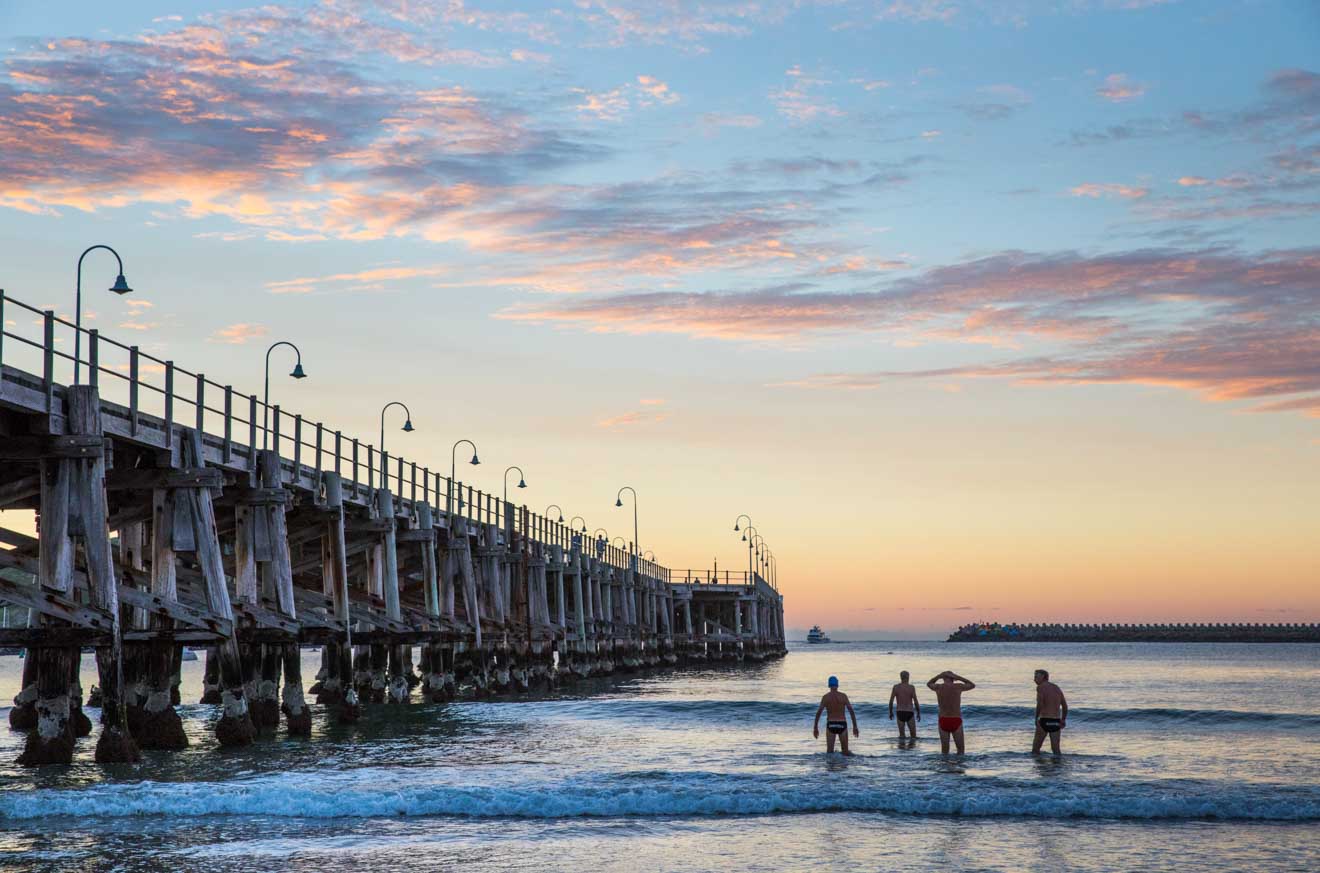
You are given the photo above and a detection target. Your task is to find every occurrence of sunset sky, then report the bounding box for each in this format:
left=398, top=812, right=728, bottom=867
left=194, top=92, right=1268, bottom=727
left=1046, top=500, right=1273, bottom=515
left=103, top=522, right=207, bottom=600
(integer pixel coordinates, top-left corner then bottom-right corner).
left=1, top=0, right=1316, bottom=635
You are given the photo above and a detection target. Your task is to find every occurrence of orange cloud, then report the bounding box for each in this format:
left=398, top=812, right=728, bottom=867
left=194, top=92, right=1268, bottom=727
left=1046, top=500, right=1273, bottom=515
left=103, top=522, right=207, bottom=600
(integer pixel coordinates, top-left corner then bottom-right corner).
left=1070, top=182, right=1150, bottom=199
left=210, top=322, right=269, bottom=344
left=1096, top=73, right=1147, bottom=103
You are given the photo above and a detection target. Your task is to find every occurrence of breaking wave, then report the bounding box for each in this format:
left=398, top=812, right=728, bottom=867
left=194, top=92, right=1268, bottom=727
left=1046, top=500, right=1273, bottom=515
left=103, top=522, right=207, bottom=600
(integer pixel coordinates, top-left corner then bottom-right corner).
left=2, top=770, right=1316, bottom=822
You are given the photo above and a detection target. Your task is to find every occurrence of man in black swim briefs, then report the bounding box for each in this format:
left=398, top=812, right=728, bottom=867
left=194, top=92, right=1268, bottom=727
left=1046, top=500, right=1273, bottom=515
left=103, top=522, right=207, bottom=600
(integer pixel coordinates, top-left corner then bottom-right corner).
left=1033, top=669, right=1069, bottom=755
left=813, top=675, right=860, bottom=755
left=889, top=670, right=921, bottom=739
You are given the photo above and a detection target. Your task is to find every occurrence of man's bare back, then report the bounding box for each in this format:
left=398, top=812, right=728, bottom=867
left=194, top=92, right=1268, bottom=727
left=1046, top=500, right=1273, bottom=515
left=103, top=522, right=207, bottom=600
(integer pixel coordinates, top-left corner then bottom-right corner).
left=820, top=689, right=851, bottom=721
left=929, top=679, right=969, bottom=717
left=1037, top=681, right=1066, bottom=718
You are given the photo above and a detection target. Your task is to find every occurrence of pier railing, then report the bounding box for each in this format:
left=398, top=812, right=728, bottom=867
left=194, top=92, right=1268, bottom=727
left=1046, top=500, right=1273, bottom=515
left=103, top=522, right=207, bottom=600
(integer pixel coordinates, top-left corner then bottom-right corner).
left=0, top=290, right=666, bottom=579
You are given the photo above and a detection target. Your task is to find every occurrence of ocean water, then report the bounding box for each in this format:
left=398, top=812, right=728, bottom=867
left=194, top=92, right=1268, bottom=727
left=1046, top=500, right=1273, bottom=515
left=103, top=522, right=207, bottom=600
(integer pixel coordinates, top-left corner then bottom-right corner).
left=1, top=641, right=1318, bottom=872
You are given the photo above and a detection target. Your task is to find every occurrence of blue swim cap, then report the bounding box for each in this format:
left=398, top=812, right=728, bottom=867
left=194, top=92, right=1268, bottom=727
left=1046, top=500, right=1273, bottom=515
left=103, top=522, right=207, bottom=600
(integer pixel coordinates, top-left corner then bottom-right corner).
left=828, top=676, right=839, bottom=687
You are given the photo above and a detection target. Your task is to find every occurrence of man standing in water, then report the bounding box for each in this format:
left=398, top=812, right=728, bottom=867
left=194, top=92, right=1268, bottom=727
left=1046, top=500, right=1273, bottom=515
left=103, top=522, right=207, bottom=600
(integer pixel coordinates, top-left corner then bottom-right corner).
left=927, top=670, right=976, bottom=754
left=1032, top=669, right=1068, bottom=754
left=812, top=676, right=860, bottom=755
left=888, top=670, right=921, bottom=739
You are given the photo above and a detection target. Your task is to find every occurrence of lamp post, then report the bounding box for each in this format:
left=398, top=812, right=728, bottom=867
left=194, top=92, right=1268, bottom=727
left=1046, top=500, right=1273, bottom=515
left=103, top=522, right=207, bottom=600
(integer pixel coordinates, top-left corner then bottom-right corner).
left=740, top=524, right=758, bottom=583
left=733, top=514, right=752, bottom=533
left=615, top=486, right=638, bottom=551
left=644, top=550, right=656, bottom=562
left=449, top=439, right=480, bottom=516
left=75, top=245, right=133, bottom=385
left=379, top=402, right=414, bottom=455
left=263, top=341, right=307, bottom=449
left=503, top=465, right=527, bottom=506
left=612, top=536, right=627, bottom=549
left=545, top=504, right=563, bottom=522
left=752, top=535, right=767, bottom=583
left=570, top=515, right=587, bottom=532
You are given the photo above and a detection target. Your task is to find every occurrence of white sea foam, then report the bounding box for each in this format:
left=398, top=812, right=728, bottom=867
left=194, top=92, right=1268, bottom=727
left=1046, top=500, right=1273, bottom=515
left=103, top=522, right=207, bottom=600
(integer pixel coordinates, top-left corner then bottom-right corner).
left=2, top=771, right=1316, bottom=822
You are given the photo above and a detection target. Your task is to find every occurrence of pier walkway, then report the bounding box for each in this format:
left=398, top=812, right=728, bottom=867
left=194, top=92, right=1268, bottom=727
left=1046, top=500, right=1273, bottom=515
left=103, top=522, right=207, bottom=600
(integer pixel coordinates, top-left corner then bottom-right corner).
left=0, top=290, right=785, bottom=764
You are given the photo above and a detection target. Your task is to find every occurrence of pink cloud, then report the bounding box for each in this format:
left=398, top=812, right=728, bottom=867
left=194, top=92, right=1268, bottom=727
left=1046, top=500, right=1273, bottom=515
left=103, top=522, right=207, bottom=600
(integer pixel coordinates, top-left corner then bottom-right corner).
left=1070, top=182, right=1150, bottom=199
left=500, top=246, right=1320, bottom=416
left=1096, top=73, right=1147, bottom=103
left=210, top=322, right=269, bottom=344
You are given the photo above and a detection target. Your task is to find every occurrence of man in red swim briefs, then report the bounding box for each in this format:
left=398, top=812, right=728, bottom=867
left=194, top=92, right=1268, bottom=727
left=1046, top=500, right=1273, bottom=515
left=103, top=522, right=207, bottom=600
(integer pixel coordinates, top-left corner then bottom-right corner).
left=927, top=670, right=976, bottom=754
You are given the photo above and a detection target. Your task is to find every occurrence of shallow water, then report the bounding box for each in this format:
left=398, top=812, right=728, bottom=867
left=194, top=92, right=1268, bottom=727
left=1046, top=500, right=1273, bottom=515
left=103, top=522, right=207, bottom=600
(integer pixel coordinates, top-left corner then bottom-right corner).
left=1, top=641, right=1317, bottom=871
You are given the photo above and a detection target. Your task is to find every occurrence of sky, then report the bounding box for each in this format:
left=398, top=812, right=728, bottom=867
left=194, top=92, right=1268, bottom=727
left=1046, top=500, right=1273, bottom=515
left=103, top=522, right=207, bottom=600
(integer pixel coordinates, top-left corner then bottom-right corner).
left=0, top=0, right=1317, bottom=637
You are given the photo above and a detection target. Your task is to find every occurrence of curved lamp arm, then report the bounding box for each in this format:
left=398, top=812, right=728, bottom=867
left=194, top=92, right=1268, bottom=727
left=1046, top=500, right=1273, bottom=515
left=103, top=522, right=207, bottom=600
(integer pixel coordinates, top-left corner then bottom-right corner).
left=615, top=485, right=639, bottom=551
left=75, top=244, right=132, bottom=385
left=379, top=401, right=414, bottom=453
left=449, top=439, right=480, bottom=515
left=263, top=340, right=306, bottom=449
left=503, top=465, right=527, bottom=505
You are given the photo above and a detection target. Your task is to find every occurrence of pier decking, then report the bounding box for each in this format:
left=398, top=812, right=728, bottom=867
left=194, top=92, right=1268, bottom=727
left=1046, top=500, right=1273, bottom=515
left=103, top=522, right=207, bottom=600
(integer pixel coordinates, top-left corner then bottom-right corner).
left=0, top=290, right=786, bottom=765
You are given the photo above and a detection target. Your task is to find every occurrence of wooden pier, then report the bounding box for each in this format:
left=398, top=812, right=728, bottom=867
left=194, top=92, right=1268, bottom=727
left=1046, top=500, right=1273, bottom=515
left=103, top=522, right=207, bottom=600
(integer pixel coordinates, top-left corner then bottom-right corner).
left=0, top=290, right=786, bottom=765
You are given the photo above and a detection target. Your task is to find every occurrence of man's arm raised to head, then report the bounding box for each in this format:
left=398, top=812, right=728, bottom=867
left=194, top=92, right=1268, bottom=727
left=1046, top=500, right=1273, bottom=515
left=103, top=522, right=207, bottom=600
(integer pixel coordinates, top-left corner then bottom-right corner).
left=950, top=672, right=976, bottom=690
left=926, top=673, right=942, bottom=690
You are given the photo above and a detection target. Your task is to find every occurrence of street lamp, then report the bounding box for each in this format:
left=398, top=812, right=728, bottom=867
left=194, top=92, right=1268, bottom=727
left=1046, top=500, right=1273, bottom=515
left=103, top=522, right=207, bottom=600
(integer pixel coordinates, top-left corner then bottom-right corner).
left=75, top=245, right=133, bottom=384
left=612, top=536, right=627, bottom=549
left=380, top=398, right=414, bottom=451
left=733, top=514, right=752, bottom=532
left=263, top=341, right=307, bottom=449
left=751, top=535, right=767, bottom=582
left=593, top=528, right=609, bottom=540
left=615, top=486, right=638, bottom=551
left=740, top=525, right=758, bottom=583
left=644, top=550, right=656, bottom=562
left=545, top=504, right=563, bottom=522
left=449, top=439, right=480, bottom=516
left=503, top=465, right=527, bottom=506
left=570, top=515, right=587, bottom=532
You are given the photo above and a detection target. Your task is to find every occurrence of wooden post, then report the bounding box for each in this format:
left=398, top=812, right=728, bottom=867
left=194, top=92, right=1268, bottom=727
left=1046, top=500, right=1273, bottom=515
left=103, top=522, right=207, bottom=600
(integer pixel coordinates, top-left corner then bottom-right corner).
left=321, top=472, right=358, bottom=721
left=179, top=429, right=255, bottom=747
left=377, top=487, right=409, bottom=704
left=136, top=486, right=188, bottom=749
left=80, top=386, right=139, bottom=762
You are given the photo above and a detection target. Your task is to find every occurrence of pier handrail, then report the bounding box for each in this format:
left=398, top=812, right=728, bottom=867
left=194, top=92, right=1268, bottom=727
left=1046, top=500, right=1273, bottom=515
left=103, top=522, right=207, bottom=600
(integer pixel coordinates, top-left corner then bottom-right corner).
left=0, top=289, right=672, bottom=580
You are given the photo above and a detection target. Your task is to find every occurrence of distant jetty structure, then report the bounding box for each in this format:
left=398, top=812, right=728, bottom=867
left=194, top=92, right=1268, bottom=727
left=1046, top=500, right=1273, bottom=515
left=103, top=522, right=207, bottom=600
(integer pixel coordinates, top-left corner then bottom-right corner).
left=949, top=622, right=1320, bottom=643
left=0, top=289, right=785, bottom=766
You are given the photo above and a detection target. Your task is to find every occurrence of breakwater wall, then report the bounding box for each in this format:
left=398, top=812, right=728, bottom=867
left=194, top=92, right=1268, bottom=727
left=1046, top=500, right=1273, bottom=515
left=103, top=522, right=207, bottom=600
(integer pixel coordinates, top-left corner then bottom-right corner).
left=0, top=289, right=786, bottom=766
left=949, top=622, right=1320, bottom=643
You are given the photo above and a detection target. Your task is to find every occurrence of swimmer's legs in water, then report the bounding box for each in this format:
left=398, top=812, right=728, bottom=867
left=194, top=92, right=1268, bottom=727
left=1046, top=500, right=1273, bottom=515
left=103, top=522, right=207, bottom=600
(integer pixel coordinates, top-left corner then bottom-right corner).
left=939, top=725, right=965, bottom=754
left=1033, top=721, right=1062, bottom=755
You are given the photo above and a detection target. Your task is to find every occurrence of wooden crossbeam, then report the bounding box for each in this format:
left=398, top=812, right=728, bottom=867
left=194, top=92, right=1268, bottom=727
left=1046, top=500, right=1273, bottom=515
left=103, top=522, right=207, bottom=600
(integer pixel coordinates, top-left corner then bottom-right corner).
left=0, top=575, right=113, bottom=629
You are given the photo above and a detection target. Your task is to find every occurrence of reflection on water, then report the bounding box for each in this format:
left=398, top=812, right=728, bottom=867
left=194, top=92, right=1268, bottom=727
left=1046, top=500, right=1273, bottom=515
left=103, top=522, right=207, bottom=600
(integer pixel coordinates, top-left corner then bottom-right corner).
left=1, top=641, right=1317, bottom=871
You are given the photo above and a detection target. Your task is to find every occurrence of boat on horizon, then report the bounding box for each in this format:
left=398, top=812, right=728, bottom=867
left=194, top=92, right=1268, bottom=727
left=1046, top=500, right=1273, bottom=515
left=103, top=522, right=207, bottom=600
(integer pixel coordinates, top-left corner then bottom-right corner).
left=806, top=625, right=831, bottom=644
